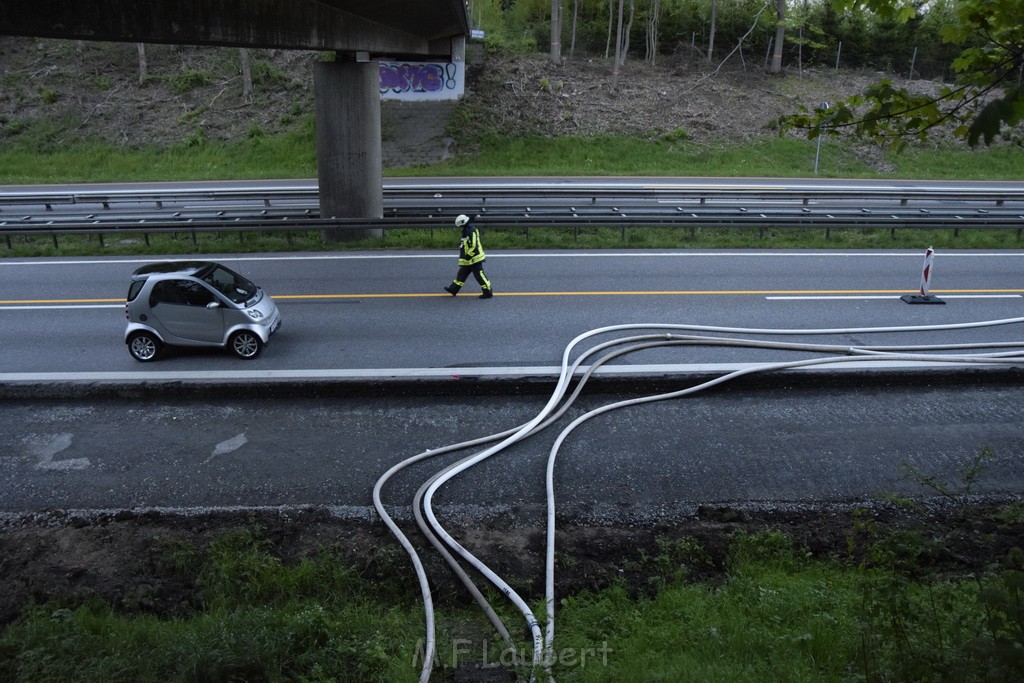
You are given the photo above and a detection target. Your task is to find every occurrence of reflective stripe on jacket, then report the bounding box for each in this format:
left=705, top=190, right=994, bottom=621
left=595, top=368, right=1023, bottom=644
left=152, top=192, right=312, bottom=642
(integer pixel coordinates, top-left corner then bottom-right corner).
left=458, top=227, right=486, bottom=266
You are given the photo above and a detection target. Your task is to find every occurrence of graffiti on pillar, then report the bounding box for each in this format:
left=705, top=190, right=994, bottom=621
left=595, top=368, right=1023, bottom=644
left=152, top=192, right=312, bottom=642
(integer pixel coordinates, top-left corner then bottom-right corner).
left=379, top=61, right=464, bottom=101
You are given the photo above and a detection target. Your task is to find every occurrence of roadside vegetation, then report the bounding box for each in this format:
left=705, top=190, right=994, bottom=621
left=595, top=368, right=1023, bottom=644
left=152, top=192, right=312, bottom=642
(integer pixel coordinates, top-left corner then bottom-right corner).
left=2, top=124, right=1022, bottom=185
left=7, top=223, right=1023, bottom=260
left=3, top=512, right=1023, bottom=681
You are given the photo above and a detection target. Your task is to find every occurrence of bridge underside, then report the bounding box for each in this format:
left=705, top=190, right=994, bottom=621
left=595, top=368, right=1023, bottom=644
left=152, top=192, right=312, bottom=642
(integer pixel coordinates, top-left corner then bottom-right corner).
left=0, top=0, right=466, bottom=59
left=0, top=0, right=469, bottom=236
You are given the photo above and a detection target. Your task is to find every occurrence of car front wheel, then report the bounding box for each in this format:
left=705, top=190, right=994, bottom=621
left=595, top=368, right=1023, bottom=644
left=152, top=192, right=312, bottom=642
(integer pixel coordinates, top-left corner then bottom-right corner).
left=229, top=331, right=263, bottom=359
left=128, top=331, right=162, bottom=362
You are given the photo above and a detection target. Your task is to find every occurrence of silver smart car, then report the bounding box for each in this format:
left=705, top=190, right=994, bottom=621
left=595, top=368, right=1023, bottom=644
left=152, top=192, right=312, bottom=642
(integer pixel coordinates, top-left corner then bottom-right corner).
left=124, top=261, right=282, bottom=361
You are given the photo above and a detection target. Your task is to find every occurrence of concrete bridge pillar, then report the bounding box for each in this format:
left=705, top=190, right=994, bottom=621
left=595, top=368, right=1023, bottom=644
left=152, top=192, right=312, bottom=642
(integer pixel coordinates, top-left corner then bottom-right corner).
left=314, top=58, right=383, bottom=241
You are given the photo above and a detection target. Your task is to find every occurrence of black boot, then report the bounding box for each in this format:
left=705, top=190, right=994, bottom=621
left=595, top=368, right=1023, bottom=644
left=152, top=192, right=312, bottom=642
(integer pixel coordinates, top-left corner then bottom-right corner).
left=479, top=289, right=493, bottom=299
left=444, top=284, right=460, bottom=296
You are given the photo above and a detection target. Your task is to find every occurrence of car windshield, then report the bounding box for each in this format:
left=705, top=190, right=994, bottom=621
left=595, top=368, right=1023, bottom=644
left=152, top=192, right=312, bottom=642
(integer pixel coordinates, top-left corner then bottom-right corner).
left=200, top=265, right=258, bottom=305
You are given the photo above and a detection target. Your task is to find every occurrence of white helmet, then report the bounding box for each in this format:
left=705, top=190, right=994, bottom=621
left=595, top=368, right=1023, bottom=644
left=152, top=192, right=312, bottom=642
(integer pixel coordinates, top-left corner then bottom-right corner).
left=455, top=214, right=469, bottom=227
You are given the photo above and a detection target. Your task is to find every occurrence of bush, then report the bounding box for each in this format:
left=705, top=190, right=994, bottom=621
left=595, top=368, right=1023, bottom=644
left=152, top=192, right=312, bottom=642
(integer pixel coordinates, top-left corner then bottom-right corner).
left=167, top=66, right=212, bottom=94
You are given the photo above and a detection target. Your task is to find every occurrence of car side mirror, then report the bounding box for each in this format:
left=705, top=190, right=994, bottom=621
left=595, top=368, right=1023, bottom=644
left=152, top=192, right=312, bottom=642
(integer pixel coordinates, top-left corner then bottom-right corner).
left=206, top=301, right=221, bottom=309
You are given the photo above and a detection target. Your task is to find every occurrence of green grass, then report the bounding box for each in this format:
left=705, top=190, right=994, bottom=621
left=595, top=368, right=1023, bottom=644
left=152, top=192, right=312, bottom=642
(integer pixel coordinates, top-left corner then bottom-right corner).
left=2, top=528, right=1021, bottom=681
left=0, top=118, right=318, bottom=185
left=551, top=530, right=1000, bottom=682
left=4, top=222, right=1021, bottom=260
left=424, top=134, right=1023, bottom=181
left=2, top=126, right=1022, bottom=185
left=415, top=135, right=871, bottom=178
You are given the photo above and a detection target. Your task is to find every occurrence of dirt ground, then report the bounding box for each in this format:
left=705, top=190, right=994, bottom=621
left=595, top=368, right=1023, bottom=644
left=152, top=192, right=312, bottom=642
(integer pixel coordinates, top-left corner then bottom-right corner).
left=0, top=37, right=956, bottom=170
left=2, top=499, right=1023, bottom=631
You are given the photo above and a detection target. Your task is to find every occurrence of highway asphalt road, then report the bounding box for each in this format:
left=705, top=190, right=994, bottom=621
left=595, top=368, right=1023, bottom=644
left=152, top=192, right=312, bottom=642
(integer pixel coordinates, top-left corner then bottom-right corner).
left=1, top=249, right=1023, bottom=515
left=1, top=249, right=1023, bottom=376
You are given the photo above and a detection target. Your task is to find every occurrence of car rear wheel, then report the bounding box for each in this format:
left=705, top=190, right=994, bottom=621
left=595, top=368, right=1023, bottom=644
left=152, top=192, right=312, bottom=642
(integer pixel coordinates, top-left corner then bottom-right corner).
left=128, top=331, right=162, bottom=362
left=229, top=331, right=263, bottom=359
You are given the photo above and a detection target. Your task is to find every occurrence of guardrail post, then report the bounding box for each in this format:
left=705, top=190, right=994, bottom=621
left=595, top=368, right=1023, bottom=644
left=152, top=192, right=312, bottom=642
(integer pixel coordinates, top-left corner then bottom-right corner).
left=814, top=102, right=829, bottom=175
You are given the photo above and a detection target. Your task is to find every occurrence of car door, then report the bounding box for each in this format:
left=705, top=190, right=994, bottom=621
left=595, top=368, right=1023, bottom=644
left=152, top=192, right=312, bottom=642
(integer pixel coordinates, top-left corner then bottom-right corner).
left=148, top=279, right=225, bottom=343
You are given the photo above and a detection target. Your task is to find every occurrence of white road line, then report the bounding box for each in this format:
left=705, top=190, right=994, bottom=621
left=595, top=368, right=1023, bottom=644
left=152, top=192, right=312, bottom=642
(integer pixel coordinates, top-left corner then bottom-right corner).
left=1, top=295, right=1020, bottom=310
left=1, top=252, right=1023, bottom=267
left=0, top=304, right=123, bottom=310
left=0, top=360, right=1008, bottom=384
left=767, top=294, right=1023, bottom=300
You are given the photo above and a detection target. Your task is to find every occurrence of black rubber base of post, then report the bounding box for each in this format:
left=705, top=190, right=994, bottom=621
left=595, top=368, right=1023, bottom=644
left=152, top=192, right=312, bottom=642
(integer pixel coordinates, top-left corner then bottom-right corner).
left=901, top=294, right=945, bottom=304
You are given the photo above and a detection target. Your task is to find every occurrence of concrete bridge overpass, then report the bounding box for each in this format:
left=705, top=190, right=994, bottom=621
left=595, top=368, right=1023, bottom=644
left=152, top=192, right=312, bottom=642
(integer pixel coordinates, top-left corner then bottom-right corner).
left=0, top=1, right=470, bottom=234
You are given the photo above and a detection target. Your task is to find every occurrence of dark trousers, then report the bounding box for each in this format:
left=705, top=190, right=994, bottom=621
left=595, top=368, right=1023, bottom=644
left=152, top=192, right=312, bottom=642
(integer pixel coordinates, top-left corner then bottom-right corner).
left=452, top=263, right=491, bottom=291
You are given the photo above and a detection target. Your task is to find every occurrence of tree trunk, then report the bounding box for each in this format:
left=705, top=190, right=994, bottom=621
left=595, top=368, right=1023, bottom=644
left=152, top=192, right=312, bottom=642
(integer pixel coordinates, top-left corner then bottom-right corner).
left=611, top=0, right=624, bottom=90
left=136, top=43, right=147, bottom=85
left=770, top=0, right=786, bottom=74
left=646, top=0, right=661, bottom=65
left=549, top=0, right=563, bottom=64
left=570, top=0, right=580, bottom=58
left=619, top=0, right=634, bottom=68
left=605, top=0, right=614, bottom=59
left=240, top=48, right=254, bottom=103
left=707, top=0, right=718, bottom=62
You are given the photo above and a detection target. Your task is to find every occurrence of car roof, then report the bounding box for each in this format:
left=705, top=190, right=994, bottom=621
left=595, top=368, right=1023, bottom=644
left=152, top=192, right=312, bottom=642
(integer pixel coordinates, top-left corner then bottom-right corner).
left=131, top=261, right=217, bottom=279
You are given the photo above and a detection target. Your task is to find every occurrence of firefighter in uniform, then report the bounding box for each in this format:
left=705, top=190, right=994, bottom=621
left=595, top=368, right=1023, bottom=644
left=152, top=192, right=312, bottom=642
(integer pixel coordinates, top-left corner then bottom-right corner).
left=444, top=214, right=494, bottom=299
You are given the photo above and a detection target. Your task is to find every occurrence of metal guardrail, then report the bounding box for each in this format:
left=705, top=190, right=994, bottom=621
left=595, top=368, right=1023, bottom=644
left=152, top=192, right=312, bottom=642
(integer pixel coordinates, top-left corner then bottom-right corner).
left=2, top=183, right=1023, bottom=205
left=2, top=183, right=1023, bottom=248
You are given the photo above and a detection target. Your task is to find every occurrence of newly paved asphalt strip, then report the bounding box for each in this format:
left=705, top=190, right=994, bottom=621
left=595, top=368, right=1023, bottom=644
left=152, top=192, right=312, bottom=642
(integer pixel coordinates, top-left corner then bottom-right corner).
left=2, top=366, right=1022, bottom=519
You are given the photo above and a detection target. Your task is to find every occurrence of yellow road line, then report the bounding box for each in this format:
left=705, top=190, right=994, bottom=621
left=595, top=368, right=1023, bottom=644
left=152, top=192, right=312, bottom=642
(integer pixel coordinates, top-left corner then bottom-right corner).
left=2, top=288, right=1023, bottom=305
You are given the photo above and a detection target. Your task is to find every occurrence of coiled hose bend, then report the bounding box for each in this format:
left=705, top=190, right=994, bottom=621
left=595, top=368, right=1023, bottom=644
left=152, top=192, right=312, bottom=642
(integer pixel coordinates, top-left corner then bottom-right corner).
left=374, top=315, right=1024, bottom=682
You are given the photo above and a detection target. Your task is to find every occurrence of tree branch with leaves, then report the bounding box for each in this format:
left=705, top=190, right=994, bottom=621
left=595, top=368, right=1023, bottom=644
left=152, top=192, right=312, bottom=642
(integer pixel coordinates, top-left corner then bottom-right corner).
left=778, top=0, right=1024, bottom=148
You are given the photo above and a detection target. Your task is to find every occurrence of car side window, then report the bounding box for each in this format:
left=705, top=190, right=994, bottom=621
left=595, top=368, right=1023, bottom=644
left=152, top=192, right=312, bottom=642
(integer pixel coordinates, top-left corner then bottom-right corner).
left=150, top=280, right=215, bottom=307
left=151, top=280, right=187, bottom=307
left=127, top=280, right=145, bottom=302
left=181, top=281, right=215, bottom=307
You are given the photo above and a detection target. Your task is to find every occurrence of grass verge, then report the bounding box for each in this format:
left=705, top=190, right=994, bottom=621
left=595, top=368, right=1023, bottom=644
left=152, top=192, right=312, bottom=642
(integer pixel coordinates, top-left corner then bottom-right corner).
left=3, top=224, right=1022, bottom=259
left=2, top=521, right=1022, bottom=681
left=2, top=132, right=1022, bottom=186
